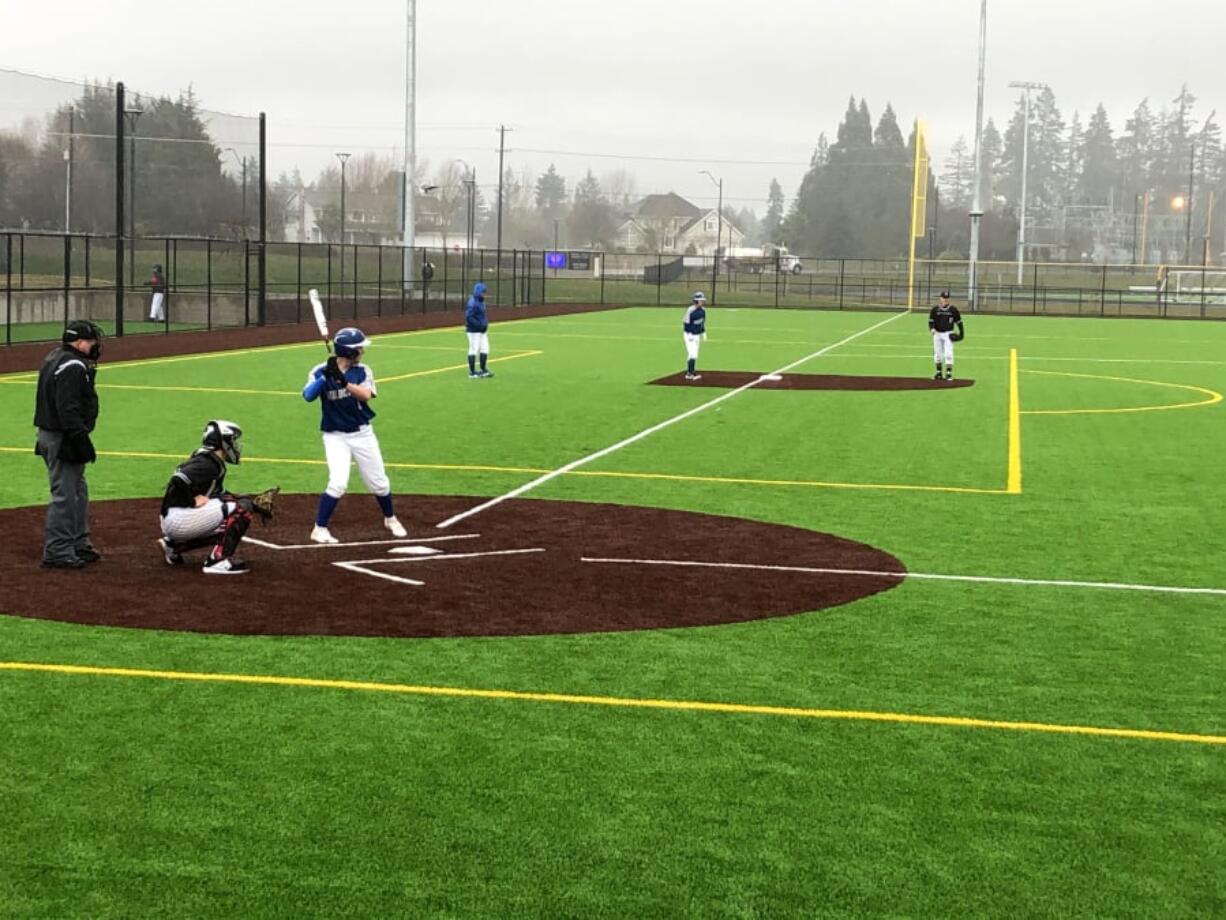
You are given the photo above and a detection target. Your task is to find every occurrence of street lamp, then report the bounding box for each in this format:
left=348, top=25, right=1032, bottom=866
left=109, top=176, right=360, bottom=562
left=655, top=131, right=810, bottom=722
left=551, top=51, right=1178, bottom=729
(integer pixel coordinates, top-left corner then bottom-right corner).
left=1009, top=80, right=1046, bottom=284
left=335, top=152, right=351, bottom=296
left=224, top=148, right=248, bottom=238
left=454, top=159, right=476, bottom=253
left=124, top=104, right=143, bottom=285
left=699, top=169, right=722, bottom=305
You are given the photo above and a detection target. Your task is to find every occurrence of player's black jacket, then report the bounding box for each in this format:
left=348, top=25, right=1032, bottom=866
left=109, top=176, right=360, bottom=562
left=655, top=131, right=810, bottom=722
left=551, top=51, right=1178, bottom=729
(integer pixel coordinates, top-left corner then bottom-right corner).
left=33, top=346, right=98, bottom=436
left=160, top=449, right=227, bottom=516
left=928, top=304, right=963, bottom=333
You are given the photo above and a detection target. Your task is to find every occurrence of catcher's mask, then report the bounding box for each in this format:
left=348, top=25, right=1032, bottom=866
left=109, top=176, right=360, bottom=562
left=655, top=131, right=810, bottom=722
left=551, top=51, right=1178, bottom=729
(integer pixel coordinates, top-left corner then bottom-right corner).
left=333, top=326, right=370, bottom=359
left=63, top=319, right=103, bottom=360
left=202, top=419, right=243, bottom=464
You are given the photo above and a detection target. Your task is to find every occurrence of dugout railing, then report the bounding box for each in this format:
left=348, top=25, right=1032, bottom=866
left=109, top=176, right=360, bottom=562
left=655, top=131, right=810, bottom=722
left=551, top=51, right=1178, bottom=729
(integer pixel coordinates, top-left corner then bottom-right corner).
left=4, top=230, right=1224, bottom=345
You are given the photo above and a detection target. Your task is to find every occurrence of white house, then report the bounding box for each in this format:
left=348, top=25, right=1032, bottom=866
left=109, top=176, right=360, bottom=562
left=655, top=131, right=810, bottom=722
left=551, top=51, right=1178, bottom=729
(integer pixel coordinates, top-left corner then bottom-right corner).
left=613, top=192, right=744, bottom=255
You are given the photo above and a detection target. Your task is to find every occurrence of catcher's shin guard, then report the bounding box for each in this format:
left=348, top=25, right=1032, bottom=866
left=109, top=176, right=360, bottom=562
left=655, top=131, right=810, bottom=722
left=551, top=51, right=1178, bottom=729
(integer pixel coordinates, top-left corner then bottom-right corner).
left=209, top=504, right=253, bottom=561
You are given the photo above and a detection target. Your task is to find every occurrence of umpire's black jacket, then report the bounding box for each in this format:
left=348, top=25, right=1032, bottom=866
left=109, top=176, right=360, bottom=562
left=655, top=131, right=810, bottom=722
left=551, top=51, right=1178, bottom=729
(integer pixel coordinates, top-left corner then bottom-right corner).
left=34, top=345, right=99, bottom=457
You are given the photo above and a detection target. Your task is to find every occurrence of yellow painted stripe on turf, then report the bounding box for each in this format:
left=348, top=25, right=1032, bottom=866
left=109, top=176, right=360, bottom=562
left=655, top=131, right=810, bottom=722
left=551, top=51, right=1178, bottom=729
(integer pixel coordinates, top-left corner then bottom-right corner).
left=1020, top=368, right=1223, bottom=416
left=0, top=447, right=1003, bottom=495
left=378, top=349, right=542, bottom=383
left=1007, top=348, right=1022, bottom=494
left=1, top=661, right=1223, bottom=747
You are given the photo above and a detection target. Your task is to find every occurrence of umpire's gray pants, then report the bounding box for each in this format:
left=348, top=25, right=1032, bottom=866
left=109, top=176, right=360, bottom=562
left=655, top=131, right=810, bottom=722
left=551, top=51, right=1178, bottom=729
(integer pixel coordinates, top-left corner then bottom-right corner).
left=35, top=429, right=90, bottom=563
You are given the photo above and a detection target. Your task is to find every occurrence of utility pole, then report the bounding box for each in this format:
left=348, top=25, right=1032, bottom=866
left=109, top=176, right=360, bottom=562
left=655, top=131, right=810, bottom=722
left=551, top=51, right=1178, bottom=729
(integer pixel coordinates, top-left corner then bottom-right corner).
left=700, top=170, right=722, bottom=305
left=336, top=151, right=351, bottom=295
left=967, top=0, right=988, bottom=311
left=1009, top=81, right=1046, bottom=284
left=495, top=124, right=510, bottom=303
left=402, top=0, right=417, bottom=294
left=64, top=108, right=74, bottom=233
left=1184, top=141, right=1195, bottom=265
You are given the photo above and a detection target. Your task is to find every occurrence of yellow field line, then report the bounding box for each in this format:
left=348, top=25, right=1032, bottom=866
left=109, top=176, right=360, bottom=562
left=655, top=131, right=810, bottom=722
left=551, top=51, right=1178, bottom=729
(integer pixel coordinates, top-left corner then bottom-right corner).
left=1020, top=368, right=1224, bottom=416
left=378, top=349, right=542, bottom=383
left=1, top=661, right=1222, bottom=747
left=1007, top=348, right=1022, bottom=494
left=0, top=446, right=1004, bottom=495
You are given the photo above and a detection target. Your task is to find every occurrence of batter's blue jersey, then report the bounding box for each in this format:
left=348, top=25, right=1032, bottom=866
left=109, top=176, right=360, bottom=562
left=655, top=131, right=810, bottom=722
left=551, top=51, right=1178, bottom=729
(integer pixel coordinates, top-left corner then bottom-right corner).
left=302, top=362, right=377, bottom=432
left=683, top=306, right=706, bottom=334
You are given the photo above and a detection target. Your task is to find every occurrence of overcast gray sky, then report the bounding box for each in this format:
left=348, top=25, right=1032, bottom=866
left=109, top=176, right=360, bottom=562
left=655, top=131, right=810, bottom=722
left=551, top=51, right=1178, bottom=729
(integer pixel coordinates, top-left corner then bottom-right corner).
left=4, top=0, right=1223, bottom=212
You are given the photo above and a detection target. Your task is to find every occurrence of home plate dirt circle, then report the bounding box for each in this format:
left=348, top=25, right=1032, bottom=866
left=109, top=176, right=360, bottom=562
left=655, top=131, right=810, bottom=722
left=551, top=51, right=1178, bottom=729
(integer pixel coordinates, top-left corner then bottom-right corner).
left=6, top=494, right=905, bottom=638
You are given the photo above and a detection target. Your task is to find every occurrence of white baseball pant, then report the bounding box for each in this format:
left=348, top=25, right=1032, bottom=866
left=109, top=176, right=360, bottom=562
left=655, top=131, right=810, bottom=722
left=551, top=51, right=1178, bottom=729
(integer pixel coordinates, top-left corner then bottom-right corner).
left=323, top=426, right=390, bottom=498
left=466, top=331, right=489, bottom=355
left=683, top=332, right=702, bottom=361
left=149, top=292, right=165, bottom=321
left=933, top=331, right=954, bottom=365
left=161, top=499, right=226, bottom=542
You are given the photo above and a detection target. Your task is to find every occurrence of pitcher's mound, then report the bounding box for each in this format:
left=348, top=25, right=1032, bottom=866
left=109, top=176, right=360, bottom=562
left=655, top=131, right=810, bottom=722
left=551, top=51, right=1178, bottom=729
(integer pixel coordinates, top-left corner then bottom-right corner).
left=651, top=371, right=974, bottom=390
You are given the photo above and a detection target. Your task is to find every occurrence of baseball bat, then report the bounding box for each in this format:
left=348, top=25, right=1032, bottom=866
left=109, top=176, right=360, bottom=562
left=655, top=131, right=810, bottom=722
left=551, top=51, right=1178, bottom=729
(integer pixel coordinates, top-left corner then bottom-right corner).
left=307, top=288, right=333, bottom=354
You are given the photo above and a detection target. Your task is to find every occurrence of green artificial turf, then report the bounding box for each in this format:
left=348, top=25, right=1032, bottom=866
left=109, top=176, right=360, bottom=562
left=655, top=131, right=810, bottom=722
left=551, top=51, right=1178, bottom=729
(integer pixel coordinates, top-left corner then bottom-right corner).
left=2, top=306, right=1224, bottom=917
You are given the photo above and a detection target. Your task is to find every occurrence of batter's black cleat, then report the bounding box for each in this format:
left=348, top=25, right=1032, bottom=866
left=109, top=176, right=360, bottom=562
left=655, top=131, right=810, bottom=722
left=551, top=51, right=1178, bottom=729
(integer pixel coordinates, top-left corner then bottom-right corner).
left=203, top=557, right=249, bottom=575
left=157, top=537, right=184, bottom=566
left=933, top=371, right=943, bottom=380
left=76, top=546, right=102, bottom=564
left=41, top=557, right=86, bottom=570
left=945, top=370, right=954, bottom=380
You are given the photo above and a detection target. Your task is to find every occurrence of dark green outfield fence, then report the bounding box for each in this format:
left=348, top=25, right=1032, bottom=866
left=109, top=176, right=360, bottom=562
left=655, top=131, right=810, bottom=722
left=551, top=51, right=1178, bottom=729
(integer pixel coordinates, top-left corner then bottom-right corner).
left=4, top=230, right=1224, bottom=345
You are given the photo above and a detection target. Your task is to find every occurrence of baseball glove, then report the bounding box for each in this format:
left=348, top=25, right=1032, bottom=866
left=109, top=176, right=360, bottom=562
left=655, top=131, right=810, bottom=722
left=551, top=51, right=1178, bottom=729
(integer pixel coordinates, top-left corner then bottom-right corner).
left=225, top=487, right=280, bottom=523
left=950, top=330, right=965, bottom=342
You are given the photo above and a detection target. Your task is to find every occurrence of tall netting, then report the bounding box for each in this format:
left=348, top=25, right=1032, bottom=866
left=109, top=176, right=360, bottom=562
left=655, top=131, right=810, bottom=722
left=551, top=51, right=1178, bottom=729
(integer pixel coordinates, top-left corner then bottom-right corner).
left=1, top=67, right=261, bottom=341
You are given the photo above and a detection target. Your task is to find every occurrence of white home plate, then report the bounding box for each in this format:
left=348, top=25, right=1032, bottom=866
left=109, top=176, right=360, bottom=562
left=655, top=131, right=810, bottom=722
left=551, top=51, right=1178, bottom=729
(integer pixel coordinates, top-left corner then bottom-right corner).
left=388, top=545, right=444, bottom=556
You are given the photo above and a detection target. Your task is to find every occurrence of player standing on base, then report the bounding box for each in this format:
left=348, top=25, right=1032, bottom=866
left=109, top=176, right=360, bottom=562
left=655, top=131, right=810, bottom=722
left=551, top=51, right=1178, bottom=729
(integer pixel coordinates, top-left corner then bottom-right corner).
left=682, top=291, right=707, bottom=380
left=928, top=290, right=964, bottom=380
left=302, top=327, right=408, bottom=543
left=465, top=282, right=493, bottom=378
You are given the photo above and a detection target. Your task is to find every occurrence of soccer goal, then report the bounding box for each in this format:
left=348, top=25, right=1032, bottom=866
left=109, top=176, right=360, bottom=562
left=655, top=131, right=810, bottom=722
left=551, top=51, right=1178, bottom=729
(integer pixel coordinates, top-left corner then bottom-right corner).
left=1166, top=270, right=1226, bottom=305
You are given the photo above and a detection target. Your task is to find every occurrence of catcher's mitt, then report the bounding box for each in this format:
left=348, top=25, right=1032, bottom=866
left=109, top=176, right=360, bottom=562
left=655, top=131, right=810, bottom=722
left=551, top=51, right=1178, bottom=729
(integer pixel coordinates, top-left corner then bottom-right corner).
left=249, top=486, right=279, bottom=521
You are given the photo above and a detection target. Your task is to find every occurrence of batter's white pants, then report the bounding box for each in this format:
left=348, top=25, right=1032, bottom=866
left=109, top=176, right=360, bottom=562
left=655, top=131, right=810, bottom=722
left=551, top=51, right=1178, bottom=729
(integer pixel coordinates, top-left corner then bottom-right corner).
left=323, top=426, right=390, bottom=499
left=161, top=499, right=226, bottom=542
left=466, top=331, right=489, bottom=355
left=683, top=332, right=702, bottom=361
left=149, top=292, right=165, bottom=321
left=933, top=332, right=954, bottom=365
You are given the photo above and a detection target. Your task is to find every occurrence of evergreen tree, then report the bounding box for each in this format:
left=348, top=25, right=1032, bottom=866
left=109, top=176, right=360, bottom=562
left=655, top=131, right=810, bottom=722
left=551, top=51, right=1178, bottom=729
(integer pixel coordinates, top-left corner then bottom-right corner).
left=978, top=119, right=1004, bottom=211
left=1079, top=104, right=1118, bottom=205
left=534, top=163, right=567, bottom=215
left=1065, top=111, right=1084, bottom=204
left=940, top=135, right=972, bottom=210
left=762, top=178, right=784, bottom=243
left=1117, top=98, right=1156, bottom=198
left=566, top=169, right=616, bottom=248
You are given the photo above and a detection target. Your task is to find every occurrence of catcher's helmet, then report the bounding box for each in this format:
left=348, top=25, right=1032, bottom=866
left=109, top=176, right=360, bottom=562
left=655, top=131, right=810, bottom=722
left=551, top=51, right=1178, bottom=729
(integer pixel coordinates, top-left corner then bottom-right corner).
left=333, top=326, right=370, bottom=359
left=62, top=319, right=103, bottom=360
left=692, top=291, right=706, bottom=304
left=202, top=419, right=243, bottom=465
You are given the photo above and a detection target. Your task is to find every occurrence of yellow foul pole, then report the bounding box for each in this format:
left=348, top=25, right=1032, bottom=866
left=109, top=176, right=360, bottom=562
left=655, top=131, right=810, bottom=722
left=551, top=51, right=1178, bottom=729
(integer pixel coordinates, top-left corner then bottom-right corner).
left=907, top=119, right=929, bottom=311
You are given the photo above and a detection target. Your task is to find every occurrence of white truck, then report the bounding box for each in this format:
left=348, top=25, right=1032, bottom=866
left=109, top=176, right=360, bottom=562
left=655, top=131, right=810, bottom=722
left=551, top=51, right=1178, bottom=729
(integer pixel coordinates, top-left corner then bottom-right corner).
left=721, top=244, right=803, bottom=274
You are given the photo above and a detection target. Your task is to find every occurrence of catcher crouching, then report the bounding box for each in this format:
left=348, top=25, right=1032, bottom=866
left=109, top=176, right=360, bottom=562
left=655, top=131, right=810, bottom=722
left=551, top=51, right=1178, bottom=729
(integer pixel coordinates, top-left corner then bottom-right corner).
left=157, top=420, right=278, bottom=574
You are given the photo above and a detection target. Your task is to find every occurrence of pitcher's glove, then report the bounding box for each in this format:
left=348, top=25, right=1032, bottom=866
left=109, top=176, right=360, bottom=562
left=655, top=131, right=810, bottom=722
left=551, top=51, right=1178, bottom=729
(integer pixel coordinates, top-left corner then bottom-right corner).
left=950, top=330, right=965, bottom=342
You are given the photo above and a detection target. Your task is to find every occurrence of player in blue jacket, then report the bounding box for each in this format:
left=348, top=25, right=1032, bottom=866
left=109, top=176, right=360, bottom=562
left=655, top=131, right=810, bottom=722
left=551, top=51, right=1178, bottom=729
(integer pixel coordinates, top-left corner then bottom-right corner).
left=465, top=282, right=493, bottom=378
left=302, top=327, right=407, bottom=543
left=682, top=291, right=707, bottom=380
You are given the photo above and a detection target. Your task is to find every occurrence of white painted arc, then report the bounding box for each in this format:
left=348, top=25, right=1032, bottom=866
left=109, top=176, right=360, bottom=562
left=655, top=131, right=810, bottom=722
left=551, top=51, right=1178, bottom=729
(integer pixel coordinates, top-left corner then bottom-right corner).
left=578, top=557, right=1226, bottom=598
left=436, top=310, right=911, bottom=529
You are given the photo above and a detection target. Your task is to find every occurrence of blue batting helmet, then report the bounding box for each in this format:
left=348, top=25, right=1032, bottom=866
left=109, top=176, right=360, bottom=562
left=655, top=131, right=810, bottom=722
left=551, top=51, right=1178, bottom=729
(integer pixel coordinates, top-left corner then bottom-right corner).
left=692, top=291, right=706, bottom=303
left=333, top=327, right=370, bottom=359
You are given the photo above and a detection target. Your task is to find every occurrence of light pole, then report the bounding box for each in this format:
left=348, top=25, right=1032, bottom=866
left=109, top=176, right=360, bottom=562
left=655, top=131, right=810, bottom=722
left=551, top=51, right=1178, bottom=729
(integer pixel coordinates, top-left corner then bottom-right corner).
left=124, top=104, right=143, bottom=285
left=700, top=169, right=722, bottom=305
left=64, top=106, right=75, bottom=233
left=336, top=152, right=351, bottom=295
left=968, top=0, right=987, bottom=310
left=1009, top=80, right=1046, bottom=284
left=1184, top=141, right=1195, bottom=265
left=224, top=148, right=248, bottom=238
left=454, top=158, right=476, bottom=253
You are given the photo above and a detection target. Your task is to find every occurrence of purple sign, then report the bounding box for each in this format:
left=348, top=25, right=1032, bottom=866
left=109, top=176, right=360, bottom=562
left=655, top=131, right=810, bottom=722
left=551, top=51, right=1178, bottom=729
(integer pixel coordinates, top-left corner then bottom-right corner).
left=545, top=251, right=567, bottom=270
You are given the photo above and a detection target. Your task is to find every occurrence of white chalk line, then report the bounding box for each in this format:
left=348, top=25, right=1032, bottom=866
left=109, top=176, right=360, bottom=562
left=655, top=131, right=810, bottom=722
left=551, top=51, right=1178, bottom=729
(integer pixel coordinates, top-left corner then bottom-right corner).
left=243, top=533, right=480, bottom=551
left=332, top=548, right=546, bottom=587
left=436, top=310, right=911, bottom=529
left=331, top=562, right=425, bottom=586
left=579, top=557, right=1226, bottom=598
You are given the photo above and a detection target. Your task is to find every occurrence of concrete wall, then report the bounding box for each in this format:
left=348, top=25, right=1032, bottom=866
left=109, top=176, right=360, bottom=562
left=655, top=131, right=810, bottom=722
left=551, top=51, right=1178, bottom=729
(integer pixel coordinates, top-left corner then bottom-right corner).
left=4, top=290, right=249, bottom=327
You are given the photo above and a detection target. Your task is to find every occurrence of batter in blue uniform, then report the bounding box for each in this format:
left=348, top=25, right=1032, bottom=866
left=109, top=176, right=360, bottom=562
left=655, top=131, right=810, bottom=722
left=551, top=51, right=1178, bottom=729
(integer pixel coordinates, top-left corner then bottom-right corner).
left=465, top=282, right=493, bottom=378
left=682, top=291, right=707, bottom=380
left=302, top=327, right=407, bottom=543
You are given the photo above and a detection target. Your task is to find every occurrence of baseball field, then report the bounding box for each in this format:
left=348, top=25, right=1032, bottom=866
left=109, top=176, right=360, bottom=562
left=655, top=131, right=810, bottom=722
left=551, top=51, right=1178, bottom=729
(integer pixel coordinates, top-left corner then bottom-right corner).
left=1, top=305, right=1224, bottom=917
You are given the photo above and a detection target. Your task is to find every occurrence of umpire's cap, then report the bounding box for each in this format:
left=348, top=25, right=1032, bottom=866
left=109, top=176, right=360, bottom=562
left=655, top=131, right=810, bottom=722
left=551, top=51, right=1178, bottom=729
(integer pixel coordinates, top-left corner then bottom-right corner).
left=939, top=290, right=951, bottom=299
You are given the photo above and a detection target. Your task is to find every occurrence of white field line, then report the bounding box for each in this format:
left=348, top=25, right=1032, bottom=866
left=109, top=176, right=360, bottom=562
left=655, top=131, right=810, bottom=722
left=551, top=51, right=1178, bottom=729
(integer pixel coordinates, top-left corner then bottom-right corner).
left=436, top=310, right=910, bottom=528
left=339, top=547, right=546, bottom=566
left=331, top=562, right=425, bottom=586
left=824, top=352, right=1226, bottom=367
left=579, top=556, right=1226, bottom=598
left=243, top=533, right=480, bottom=551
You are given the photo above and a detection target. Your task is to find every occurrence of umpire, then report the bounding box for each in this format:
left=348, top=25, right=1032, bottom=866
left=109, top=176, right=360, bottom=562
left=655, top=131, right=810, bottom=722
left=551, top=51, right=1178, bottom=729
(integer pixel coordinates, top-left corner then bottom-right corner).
left=33, top=320, right=103, bottom=569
